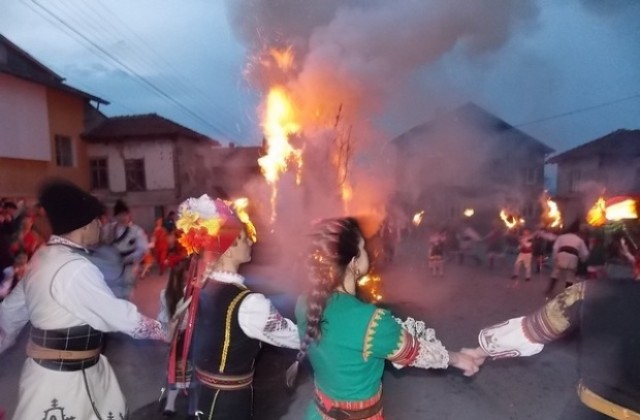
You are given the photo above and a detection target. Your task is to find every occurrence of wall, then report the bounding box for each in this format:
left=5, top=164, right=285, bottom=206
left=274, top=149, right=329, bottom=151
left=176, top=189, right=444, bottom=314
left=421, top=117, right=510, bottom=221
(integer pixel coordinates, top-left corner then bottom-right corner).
left=0, top=73, right=50, bottom=161
left=87, top=139, right=176, bottom=193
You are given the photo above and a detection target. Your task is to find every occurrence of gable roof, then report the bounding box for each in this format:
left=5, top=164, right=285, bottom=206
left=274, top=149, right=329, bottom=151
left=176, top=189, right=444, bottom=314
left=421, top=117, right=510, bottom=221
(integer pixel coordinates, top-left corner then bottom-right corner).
left=0, top=33, right=108, bottom=104
left=83, top=113, right=219, bottom=144
left=548, top=129, right=640, bottom=164
left=394, top=102, right=554, bottom=154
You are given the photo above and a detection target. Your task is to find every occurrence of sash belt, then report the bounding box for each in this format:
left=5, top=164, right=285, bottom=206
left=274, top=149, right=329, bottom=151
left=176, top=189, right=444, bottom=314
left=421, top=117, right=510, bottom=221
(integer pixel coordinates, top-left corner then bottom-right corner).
left=578, top=382, right=640, bottom=420
left=26, top=340, right=101, bottom=360
left=558, top=246, right=579, bottom=256
left=195, top=368, right=253, bottom=391
left=314, top=387, right=383, bottom=420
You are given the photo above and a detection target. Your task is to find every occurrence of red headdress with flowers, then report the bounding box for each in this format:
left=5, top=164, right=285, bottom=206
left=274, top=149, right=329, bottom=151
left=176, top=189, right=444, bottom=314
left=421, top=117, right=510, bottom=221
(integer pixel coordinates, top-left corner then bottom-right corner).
left=176, top=194, right=247, bottom=257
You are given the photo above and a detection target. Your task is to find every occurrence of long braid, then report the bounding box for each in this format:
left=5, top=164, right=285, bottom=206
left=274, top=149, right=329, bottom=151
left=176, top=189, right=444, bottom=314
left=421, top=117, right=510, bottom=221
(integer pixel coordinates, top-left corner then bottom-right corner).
left=287, top=217, right=361, bottom=388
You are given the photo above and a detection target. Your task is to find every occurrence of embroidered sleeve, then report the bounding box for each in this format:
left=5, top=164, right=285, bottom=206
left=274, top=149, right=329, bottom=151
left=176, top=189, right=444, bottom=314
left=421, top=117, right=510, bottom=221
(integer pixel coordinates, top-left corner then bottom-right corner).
left=391, top=317, right=449, bottom=369
left=479, top=283, right=585, bottom=358
left=130, top=315, right=167, bottom=341
left=238, top=293, right=300, bottom=349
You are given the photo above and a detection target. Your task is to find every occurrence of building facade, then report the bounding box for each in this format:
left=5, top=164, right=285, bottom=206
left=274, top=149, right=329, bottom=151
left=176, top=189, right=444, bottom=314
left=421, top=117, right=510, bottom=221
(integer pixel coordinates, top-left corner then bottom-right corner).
left=550, top=129, right=640, bottom=223
left=393, top=103, right=554, bottom=231
left=0, top=34, right=107, bottom=199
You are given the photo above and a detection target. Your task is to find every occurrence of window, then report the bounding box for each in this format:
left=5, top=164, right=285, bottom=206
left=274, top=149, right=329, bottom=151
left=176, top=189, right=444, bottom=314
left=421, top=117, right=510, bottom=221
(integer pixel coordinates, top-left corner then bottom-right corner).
left=89, top=158, right=109, bottom=190
left=523, top=167, right=538, bottom=185
left=125, top=159, right=146, bottom=191
left=54, top=135, right=73, bottom=167
left=569, top=169, right=581, bottom=193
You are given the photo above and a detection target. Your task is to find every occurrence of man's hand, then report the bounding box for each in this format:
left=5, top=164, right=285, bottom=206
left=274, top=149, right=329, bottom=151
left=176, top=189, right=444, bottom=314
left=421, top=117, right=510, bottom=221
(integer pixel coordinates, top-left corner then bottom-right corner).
left=460, top=346, right=489, bottom=366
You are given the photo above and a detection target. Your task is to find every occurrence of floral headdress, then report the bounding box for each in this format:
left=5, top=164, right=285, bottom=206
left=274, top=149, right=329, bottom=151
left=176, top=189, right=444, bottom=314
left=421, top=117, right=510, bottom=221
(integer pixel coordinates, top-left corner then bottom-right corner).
left=176, top=194, right=247, bottom=256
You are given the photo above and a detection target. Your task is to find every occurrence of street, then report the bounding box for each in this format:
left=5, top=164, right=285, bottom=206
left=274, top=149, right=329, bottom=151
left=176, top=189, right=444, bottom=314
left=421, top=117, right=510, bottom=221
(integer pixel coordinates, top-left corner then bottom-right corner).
left=1, top=237, right=631, bottom=419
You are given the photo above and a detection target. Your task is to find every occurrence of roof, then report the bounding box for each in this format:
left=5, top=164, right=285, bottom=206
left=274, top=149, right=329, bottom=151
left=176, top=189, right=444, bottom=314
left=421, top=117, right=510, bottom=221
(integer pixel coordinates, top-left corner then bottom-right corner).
left=394, top=102, right=554, bottom=154
left=0, top=34, right=108, bottom=104
left=83, top=113, right=218, bottom=143
left=548, top=129, right=640, bottom=164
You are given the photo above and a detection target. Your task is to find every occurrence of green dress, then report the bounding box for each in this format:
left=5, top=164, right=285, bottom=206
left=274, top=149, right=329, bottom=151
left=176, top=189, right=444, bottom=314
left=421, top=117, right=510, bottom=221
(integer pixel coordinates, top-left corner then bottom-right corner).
left=295, top=292, right=406, bottom=419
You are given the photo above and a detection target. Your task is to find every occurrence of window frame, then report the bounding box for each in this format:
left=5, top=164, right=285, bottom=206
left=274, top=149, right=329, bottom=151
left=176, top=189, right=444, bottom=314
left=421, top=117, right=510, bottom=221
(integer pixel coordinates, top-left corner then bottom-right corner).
left=54, top=135, right=74, bottom=167
left=89, top=157, right=109, bottom=190
left=124, top=158, right=147, bottom=192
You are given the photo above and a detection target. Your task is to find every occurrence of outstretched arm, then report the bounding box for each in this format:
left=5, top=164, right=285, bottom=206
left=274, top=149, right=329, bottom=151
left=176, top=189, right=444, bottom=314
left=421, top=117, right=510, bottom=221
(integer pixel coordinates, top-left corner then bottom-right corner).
left=472, top=282, right=585, bottom=359
left=238, top=293, right=300, bottom=349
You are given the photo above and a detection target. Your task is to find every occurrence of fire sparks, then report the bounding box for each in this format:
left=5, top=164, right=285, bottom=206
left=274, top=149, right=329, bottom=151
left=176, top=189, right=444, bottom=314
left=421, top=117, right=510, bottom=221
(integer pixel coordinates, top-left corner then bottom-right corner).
left=412, top=210, right=425, bottom=226
left=269, top=46, right=295, bottom=72
left=500, top=209, right=524, bottom=230
left=257, top=86, right=302, bottom=220
left=230, top=198, right=257, bottom=242
left=463, top=208, right=475, bottom=217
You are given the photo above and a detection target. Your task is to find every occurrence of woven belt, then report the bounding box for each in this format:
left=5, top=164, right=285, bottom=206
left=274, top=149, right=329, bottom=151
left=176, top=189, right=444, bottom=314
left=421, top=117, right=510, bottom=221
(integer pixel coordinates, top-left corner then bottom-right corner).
left=26, top=340, right=101, bottom=361
left=578, top=382, right=640, bottom=420
left=195, top=368, right=253, bottom=391
left=314, top=387, right=383, bottom=420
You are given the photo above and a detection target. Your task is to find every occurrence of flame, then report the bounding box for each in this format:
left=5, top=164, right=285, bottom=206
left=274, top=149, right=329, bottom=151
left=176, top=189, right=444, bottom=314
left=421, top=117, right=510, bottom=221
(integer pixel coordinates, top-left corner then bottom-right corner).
left=269, top=46, right=295, bottom=72
left=257, top=86, right=302, bottom=220
left=463, top=208, right=475, bottom=217
left=545, top=198, right=563, bottom=228
left=412, top=210, right=425, bottom=226
left=606, top=198, right=638, bottom=221
left=230, top=197, right=257, bottom=242
left=500, top=209, right=524, bottom=230
left=586, top=197, right=607, bottom=226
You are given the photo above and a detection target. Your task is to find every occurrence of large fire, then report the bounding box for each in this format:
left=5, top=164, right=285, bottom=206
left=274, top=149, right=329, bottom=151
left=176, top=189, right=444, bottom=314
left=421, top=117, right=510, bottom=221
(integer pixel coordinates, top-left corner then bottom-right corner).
left=587, top=196, right=638, bottom=226
left=500, top=209, right=524, bottom=230
left=257, top=86, right=302, bottom=220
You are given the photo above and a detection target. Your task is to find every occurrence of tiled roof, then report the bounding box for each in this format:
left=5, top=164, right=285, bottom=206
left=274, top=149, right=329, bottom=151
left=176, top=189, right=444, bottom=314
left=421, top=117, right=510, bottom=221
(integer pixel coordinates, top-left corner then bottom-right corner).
left=0, top=33, right=108, bottom=104
left=548, top=129, right=640, bottom=163
left=83, top=113, right=218, bottom=143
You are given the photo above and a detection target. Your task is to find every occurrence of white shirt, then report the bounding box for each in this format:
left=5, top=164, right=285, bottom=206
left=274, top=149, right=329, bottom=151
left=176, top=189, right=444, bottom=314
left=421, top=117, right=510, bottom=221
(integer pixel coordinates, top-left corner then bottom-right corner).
left=0, top=236, right=164, bottom=354
left=553, top=233, right=589, bottom=261
left=208, top=271, right=300, bottom=350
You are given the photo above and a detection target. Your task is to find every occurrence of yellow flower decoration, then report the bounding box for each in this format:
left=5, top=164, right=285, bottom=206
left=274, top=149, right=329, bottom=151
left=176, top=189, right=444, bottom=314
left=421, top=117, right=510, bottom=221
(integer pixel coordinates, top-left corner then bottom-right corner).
left=200, top=218, right=222, bottom=236
left=176, top=210, right=200, bottom=232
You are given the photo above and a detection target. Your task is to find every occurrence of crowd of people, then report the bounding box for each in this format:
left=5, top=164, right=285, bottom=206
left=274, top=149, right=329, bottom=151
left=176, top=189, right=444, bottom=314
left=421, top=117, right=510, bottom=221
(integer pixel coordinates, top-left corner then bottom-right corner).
left=0, top=179, right=639, bottom=420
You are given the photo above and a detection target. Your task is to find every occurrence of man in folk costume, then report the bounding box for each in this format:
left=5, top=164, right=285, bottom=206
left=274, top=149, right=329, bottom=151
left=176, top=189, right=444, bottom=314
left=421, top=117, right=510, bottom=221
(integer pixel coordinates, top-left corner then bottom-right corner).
left=545, top=220, right=589, bottom=298
left=0, top=179, right=173, bottom=420
left=104, top=199, right=149, bottom=299
left=510, top=228, right=534, bottom=285
left=466, top=276, right=640, bottom=419
left=172, top=195, right=300, bottom=420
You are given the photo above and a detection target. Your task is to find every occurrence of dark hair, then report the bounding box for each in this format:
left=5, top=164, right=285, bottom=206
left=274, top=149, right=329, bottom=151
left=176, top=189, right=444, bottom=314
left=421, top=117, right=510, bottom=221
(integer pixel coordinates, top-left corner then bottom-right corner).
left=298, top=217, right=362, bottom=357
left=3, top=201, right=17, bottom=210
left=165, top=258, right=190, bottom=318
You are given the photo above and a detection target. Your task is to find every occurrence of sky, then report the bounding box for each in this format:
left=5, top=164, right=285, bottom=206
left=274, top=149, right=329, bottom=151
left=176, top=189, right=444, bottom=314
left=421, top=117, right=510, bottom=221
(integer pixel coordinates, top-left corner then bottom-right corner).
left=1, top=0, right=639, bottom=155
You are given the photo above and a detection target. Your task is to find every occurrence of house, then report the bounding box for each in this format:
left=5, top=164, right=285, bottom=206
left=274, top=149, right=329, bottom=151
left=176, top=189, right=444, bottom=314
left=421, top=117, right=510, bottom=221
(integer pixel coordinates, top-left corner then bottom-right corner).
left=83, top=114, right=263, bottom=230
left=548, top=129, right=640, bottom=223
left=392, top=103, right=554, bottom=230
left=0, top=34, right=108, bottom=198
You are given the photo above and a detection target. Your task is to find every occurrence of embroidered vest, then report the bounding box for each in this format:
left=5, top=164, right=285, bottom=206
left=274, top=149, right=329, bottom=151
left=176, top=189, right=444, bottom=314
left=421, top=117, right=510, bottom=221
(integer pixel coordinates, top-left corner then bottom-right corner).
left=192, top=281, right=261, bottom=375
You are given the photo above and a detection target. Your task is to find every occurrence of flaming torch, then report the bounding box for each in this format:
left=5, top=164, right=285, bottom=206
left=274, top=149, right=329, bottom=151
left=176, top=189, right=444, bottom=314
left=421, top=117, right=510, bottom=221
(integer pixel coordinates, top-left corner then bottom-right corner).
left=463, top=208, right=475, bottom=218
left=541, top=197, right=562, bottom=228
left=500, top=209, right=525, bottom=230
left=230, top=197, right=257, bottom=242
left=412, top=210, right=425, bottom=227
left=605, top=196, right=638, bottom=221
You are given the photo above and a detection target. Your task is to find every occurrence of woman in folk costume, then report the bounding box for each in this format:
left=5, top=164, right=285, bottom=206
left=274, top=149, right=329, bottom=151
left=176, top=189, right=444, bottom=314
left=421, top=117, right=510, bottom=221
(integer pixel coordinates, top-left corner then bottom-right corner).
left=172, top=195, right=300, bottom=420
left=290, top=217, right=480, bottom=420
left=0, top=179, right=176, bottom=420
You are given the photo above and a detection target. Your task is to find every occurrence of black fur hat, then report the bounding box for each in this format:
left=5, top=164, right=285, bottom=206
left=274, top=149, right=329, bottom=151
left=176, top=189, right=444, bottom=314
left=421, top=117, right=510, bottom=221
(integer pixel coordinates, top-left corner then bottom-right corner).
left=113, top=199, right=130, bottom=216
left=38, top=179, right=104, bottom=235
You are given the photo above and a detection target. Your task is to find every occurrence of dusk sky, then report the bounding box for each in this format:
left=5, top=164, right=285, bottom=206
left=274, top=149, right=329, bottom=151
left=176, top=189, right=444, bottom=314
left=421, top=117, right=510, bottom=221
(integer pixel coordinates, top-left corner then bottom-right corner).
left=1, top=0, right=639, bottom=154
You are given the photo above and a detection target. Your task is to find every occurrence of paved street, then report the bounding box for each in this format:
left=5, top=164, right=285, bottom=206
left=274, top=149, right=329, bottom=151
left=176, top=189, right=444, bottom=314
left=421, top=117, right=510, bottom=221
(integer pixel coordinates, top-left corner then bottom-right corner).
left=0, top=237, right=633, bottom=419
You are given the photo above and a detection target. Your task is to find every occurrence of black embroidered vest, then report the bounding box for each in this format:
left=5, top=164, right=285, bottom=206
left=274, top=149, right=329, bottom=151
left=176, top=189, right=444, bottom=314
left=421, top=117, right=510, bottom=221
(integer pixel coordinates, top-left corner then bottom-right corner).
left=580, top=279, right=640, bottom=412
left=192, top=281, right=261, bottom=375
